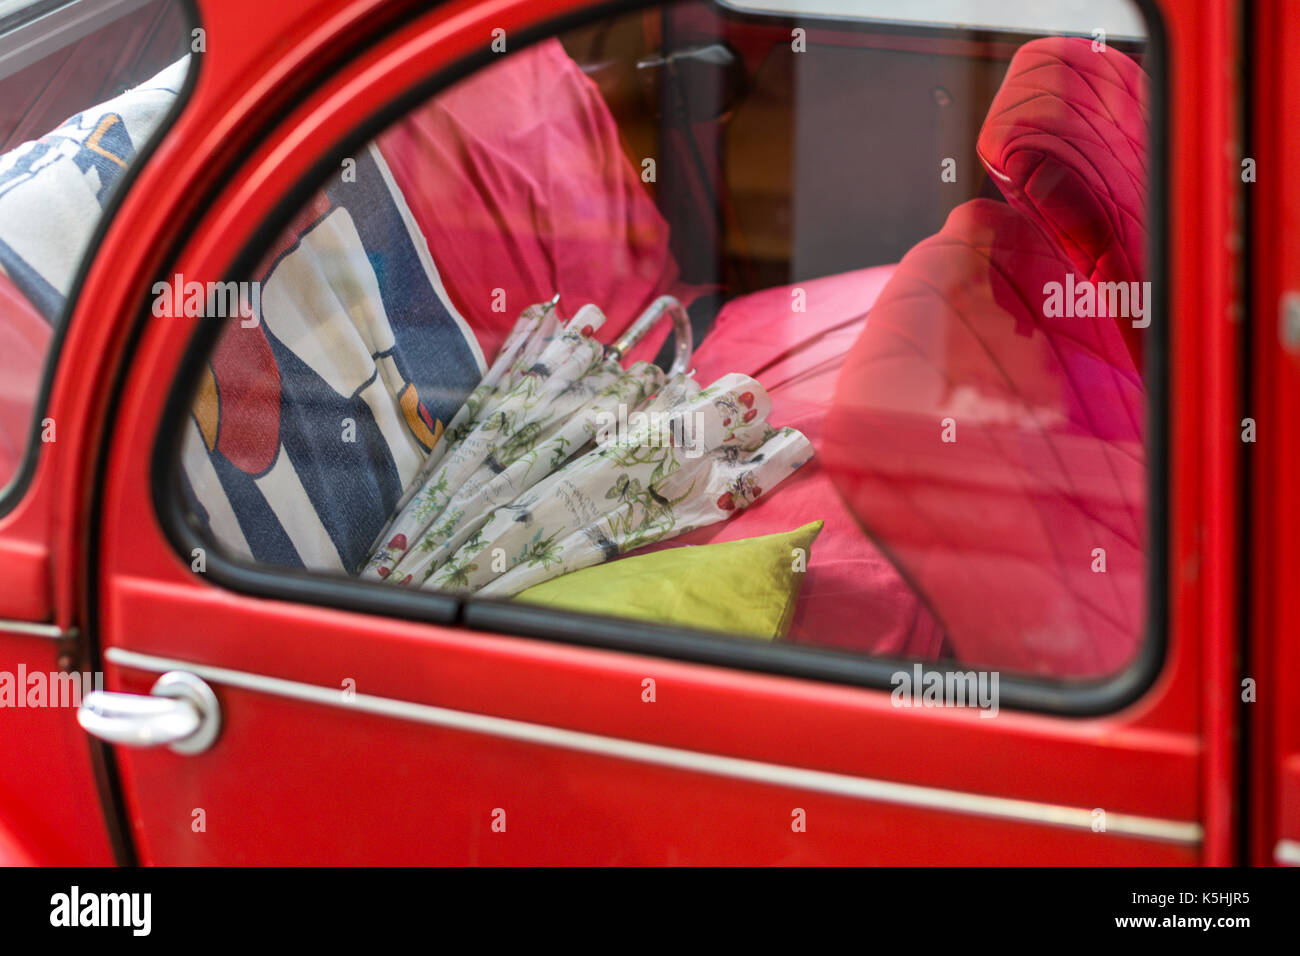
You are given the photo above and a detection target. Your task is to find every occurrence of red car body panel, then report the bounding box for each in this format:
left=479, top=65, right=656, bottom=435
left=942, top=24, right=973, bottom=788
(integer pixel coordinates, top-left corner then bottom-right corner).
left=1248, top=0, right=1300, bottom=868
left=0, top=0, right=1279, bottom=864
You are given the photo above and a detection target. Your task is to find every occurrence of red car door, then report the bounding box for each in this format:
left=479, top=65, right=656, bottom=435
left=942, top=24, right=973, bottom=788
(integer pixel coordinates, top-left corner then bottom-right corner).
left=80, top=0, right=1241, bottom=864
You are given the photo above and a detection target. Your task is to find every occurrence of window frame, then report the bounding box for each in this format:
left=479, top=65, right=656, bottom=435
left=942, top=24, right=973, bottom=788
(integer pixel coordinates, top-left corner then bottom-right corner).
left=148, top=0, right=1171, bottom=716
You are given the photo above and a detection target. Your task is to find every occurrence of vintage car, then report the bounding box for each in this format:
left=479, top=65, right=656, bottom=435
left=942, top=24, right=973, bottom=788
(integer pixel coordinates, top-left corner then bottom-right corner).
left=0, top=0, right=1291, bottom=866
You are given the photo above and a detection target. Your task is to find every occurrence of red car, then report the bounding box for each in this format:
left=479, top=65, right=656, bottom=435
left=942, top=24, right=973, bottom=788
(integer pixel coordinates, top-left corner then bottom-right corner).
left=0, top=0, right=1291, bottom=868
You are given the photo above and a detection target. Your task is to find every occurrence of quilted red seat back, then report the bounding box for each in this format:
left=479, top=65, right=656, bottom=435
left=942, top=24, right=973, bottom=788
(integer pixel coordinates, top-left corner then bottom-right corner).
left=978, top=36, right=1150, bottom=365
left=823, top=38, right=1151, bottom=677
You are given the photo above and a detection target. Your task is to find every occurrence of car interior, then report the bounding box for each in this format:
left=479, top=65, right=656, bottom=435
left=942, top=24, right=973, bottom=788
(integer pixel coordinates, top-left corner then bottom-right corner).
left=0, top=0, right=1154, bottom=685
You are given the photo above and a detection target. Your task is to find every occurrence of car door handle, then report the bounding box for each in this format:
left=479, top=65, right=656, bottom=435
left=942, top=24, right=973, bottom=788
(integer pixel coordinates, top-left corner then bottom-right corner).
left=78, top=670, right=221, bottom=755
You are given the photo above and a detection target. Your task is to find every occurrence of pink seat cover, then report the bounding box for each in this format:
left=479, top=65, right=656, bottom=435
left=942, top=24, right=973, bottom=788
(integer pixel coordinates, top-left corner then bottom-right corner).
left=825, top=199, right=1144, bottom=677
left=0, top=271, right=50, bottom=486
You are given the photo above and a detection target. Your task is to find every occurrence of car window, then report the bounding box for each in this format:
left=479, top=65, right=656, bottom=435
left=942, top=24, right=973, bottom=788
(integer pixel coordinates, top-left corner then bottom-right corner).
left=0, top=0, right=194, bottom=496
left=167, top=0, right=1159, bottom=700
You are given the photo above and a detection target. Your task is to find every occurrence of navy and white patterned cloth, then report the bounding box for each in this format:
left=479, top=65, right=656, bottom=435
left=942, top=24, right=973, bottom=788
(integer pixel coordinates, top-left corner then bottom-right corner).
left=178, top=142, right=487, bottom=573
left=0, top=57, right=189, bottom=320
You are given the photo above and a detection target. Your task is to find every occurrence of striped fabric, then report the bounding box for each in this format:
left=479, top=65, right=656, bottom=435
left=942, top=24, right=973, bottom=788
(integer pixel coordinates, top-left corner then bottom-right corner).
left=180, top=143, right=486, bottom=572
left=180, top=38, right=683, bottom=574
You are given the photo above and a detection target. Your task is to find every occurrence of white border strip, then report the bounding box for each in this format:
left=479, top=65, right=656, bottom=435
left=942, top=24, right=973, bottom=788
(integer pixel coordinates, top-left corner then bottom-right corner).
left=105, top=647, right=1202, bottom=846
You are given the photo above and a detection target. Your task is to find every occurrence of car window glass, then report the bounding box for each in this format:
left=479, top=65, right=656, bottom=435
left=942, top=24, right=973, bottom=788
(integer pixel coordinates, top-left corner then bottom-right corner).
left=0, top=0, right=194, bottom=494
left=169, top=0, right=1156, bottom=693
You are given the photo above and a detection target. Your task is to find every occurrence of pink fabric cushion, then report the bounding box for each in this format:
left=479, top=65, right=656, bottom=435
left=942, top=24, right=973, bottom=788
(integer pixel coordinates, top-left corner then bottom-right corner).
left=825, top=200, right=1144, bottom=678
left=637, top=265, right=946, bottom=661
left=977, top=36, right=1149, bottom=364
left=0, top=270, right=50, bottom=486
left=377, top=38, right=687, bottom=364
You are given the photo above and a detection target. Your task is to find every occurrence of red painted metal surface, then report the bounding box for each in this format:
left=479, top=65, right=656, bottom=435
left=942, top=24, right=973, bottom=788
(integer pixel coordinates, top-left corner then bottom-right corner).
left=0, top=632, right=114, bottom=865
left=0, top=0, right=1257, bottom=864
left=1248, top=0, right=1300, bottom=867
left=1166, top=0, right=1244, bottom=869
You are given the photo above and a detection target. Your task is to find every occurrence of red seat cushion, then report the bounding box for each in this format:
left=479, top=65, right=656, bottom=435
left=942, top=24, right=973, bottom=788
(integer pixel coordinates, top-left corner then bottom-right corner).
left=824, top=200, right=1144, bottom=678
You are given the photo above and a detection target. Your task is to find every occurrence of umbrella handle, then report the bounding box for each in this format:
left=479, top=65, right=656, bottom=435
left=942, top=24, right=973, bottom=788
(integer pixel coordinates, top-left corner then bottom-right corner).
left=606, top=295, right=693, bottom=377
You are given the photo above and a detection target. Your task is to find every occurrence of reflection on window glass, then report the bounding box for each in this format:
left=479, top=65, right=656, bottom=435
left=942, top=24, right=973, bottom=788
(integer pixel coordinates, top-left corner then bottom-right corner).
left=0, top=0, right=193, bottom=489
left=176, top=0, right=1153, bottom=685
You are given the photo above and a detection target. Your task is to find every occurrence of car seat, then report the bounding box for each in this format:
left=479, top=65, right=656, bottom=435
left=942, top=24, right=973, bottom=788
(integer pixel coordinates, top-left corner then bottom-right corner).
left=822, top=37, right=1149, bottom=677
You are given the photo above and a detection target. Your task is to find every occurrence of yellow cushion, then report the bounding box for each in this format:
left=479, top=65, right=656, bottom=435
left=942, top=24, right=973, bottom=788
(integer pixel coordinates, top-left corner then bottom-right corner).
left=514, top=521, right=823, bottom=640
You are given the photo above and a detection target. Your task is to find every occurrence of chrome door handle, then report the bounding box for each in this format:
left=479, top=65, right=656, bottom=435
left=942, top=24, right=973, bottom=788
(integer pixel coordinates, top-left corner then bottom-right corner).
left=78, top=671, right=221, bottom=754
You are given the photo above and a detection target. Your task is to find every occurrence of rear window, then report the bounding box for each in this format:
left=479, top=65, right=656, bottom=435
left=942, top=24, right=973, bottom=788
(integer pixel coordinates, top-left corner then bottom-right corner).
left=0, top=0, right=194, bottom=497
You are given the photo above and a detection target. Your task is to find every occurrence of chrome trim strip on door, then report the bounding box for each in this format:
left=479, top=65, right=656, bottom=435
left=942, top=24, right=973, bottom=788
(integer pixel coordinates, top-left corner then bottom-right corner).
left=105, top=647, right=1203, bottom=846
left=0, top=619, right=66, bottom=639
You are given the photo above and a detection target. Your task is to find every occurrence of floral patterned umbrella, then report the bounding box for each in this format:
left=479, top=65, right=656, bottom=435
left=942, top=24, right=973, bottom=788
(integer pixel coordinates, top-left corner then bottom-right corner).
left=361, top=296, right=812, bottom=595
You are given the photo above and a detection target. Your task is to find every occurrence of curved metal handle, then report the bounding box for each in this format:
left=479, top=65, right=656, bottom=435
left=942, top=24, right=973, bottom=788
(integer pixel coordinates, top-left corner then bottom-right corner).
left=607, top=295, right=693, bottom=378
left=78, top=671, right=221, bottom=755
